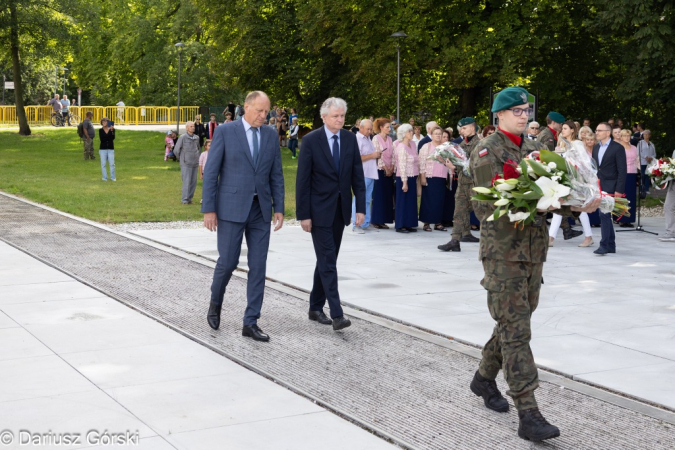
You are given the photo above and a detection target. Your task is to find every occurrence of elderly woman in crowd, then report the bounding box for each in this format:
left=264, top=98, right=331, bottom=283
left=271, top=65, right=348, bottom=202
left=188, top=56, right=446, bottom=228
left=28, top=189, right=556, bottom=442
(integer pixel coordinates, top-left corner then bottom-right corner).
left=418, top=126, right=451, bottom=231
left=371, top=118, right=395, bottom=229
left=618, top=129, right=640, bottom=227
left=548, top=121, right=594, bottom=247
left=638, top=130, right=656, bottom=196
left=394, top=123, right=419, bottom=233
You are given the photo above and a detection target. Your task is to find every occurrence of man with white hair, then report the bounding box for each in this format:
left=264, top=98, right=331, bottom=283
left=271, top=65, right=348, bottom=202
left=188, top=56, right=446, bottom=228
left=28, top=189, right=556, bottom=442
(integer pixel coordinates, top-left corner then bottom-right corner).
left=351, top=119, right=381, bottom=233
left=417, top=120, right=438, bottom=151
left=296, top=97, right=366, bottom=331
left=173, top=121, right=201, bottom=204
left=526, top=121, right=539, bottom=140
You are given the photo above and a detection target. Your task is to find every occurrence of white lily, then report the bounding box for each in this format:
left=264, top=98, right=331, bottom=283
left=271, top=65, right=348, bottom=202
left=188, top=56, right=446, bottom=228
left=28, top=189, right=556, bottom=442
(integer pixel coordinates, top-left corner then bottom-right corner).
left=495, top=182, right=517, bottom=192
left=508, top=211, right=530, bottom=222
left=494, top=198, right=510, bottom=206
left=473, top=187, right=493, bottom=194
left=548, top=162, right=557, bottom=169
left=535, top=176, right=570, bottom=210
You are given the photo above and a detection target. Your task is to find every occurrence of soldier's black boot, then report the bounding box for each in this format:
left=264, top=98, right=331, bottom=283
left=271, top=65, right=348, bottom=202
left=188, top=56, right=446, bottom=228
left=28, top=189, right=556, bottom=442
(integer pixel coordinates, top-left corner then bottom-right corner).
left=562, top=227, right=583, bottom=240
left=518, top=408, right=560, bottom=441
left=207, top=303, right=222, bottom=330
left=438, top=239, right=461, bottom=252
left=460, top=233, right=480, bottom=243
left=470, top=371, right=509, bottom=412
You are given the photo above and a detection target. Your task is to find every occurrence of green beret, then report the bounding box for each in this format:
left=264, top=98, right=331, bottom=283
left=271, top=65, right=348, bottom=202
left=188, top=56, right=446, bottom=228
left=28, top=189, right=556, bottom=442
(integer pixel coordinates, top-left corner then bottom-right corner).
left=457, top=117, right=476, bottom=127
left=491, top=87, right=530, bottom=113
left=547, top=111, right=565, bottom=123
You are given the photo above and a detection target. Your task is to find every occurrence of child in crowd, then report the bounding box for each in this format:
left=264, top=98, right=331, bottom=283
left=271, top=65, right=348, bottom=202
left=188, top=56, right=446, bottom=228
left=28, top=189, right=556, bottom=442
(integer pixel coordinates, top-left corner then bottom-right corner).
left=199, top=139, right=211, bottom=180
left=165, top=130, right=177, bottom=161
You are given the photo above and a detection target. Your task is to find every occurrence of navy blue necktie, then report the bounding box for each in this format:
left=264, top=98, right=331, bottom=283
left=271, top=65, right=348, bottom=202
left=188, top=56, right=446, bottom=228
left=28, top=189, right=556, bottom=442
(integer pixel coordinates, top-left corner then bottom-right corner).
left=251, top=127, right=259, bottom=166
left=332, top=135, right=340, bottom=173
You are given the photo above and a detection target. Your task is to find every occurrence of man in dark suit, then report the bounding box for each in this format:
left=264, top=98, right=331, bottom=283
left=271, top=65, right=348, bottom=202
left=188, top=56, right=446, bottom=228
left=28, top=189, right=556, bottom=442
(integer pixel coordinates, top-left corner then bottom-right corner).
left=202, top=91, right=285, bottom=342
left=296, top=97, right=366, bottom=331
left=592, top=122, right=627, bottom=255
left=417, top=120, right=437, bottom=151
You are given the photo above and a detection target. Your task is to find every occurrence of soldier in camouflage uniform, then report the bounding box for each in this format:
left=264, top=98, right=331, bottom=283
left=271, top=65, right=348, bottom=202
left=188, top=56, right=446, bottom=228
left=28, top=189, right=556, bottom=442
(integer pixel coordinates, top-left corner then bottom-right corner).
left=467, top=87, right=600, bottom=442
left=438, top=117, right=480, bottom=252
left=537, top=112, right=583, bottom=241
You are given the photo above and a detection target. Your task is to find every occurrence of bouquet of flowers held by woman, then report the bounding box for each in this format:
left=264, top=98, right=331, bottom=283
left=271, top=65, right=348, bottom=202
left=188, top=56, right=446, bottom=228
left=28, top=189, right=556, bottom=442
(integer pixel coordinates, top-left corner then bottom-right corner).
left=645, top=157, right=675, bottom=190
left=427, top=142, right=470, bottom=176
left=471, top=147, right=630, bottom=227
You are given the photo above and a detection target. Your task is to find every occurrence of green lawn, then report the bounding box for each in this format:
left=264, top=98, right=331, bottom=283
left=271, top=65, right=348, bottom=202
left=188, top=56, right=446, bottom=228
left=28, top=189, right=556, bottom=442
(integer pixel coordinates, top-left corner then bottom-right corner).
left=0, top=129, right=298, bottom=223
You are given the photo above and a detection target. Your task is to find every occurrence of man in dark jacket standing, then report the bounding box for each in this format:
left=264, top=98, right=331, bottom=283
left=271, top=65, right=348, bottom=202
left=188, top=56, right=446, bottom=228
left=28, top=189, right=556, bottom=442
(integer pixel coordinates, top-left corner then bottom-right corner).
left=592, top=122, right=627, bottom=255
left=296, top=97, right=366, bottom=331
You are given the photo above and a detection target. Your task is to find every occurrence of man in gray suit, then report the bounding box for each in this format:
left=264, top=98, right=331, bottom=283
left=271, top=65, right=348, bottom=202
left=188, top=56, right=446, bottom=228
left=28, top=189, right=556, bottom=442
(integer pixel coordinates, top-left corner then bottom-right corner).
left=202, top=91, right=285, bottom=342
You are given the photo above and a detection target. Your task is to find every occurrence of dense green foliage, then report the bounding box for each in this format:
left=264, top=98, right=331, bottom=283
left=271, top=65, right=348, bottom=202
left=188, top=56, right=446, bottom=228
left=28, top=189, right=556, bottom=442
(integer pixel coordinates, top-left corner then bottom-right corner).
left=0, top=129, right=300, bottom=222
left=1, top=0, right=673, bottom=150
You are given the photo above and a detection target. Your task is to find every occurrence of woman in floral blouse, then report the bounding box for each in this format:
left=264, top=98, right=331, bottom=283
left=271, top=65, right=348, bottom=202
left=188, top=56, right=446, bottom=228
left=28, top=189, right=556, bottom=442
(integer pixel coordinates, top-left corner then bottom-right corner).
left=394, top=123, right=419, bottom=233
left=418, top=126, right=452, bottom=231
left=371, top=118, right=395, bottom=229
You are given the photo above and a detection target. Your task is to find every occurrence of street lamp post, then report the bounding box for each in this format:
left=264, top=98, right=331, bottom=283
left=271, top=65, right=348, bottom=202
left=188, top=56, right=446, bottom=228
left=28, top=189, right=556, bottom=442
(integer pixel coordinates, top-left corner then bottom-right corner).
left=175, top=42, right=185, bottom=134
left=390, top=32, right=407, bottom=124
left=61, top=68, right=69, bottom=96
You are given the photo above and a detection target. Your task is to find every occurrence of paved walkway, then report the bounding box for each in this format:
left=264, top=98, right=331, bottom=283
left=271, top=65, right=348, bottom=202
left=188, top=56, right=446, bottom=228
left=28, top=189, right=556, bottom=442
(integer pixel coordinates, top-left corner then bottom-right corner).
left=131, top=216, right=675, bottom=411
left=0, top=242, right=391, bottom=450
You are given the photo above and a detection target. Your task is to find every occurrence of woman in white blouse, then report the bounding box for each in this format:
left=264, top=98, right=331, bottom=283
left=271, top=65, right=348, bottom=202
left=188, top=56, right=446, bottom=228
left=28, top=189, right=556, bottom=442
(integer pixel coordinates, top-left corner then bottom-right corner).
left=394, top=124, right=419, bottom=233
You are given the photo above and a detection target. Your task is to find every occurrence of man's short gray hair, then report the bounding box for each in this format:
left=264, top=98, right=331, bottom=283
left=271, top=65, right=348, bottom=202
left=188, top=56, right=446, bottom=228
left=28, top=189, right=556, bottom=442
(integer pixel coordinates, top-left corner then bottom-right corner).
left=360, top=119, right=372, bottom=127
left=245, top=90, right=269, bottom=104
left=528, top=121, right=539, bottom=128
left=320, top=97, right=348, bottom=116
left=186, top=121, right=194, bottom=127
left=425, top=121, right=438, bottom=133
left=397, top=123, right=413, bottom=140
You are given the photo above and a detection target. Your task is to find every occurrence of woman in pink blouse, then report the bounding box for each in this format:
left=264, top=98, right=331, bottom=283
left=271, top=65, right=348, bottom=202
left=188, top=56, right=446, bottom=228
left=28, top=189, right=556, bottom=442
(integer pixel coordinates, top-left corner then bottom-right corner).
left=371, top=118, right=395, bottom=228
left=394, top=124, right=419, bottom=233
left=418, top=126, right=451, bottom=231
left=618, top=129, right=639, bottom=227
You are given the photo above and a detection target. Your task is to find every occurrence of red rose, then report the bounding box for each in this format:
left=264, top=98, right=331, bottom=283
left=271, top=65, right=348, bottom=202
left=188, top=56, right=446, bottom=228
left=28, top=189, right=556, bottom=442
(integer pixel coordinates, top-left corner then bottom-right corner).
left=503, top=160, right=520, bottom=180
left=491, top=172, right=500, bottom=186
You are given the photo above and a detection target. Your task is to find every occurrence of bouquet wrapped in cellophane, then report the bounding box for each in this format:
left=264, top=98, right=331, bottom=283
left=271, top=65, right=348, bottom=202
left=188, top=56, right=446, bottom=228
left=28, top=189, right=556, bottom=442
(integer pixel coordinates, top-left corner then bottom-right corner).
left=561, top=143, right=630, bottom=217
left=646, top=157, right=675, bottom=190
left=471, top=148, right=630, bottom=228
left=427, top=142, right=470, bottom=176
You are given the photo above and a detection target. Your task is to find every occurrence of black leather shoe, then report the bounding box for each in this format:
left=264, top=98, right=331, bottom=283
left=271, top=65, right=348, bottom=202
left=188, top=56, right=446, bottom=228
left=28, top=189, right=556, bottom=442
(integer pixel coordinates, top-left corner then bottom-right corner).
left=470, top=371, right=509, bottom=413
left=563, top=228, right=583, bottom=240
left=332, top=316, right=351, bottom=331
left=396, top=228, right=410, bottom=233
left=460, top=234, right=480, bottom=243
left=593, top=247, right=608, bottom=255
left=619, top=222, right=634, bottom=228
left=242, top=324, right=270, bottom=342
left=438, top=239, right=461, bottom=252
left=518, top=408, right=560, bottom=441
left=207, top=303, right=222, bottom=330
left=308, top=310, right=332, bottom=325
left=406, top=227, right=418, bottom=232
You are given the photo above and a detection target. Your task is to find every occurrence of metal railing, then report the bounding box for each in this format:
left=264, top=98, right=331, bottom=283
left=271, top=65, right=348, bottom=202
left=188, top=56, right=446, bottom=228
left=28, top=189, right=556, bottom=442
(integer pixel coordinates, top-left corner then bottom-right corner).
left=0, top=106, right=200, bottom=125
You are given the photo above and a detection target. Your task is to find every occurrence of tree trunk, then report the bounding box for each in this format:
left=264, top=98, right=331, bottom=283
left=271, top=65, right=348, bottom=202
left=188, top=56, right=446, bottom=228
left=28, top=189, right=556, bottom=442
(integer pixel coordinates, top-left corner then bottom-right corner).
left=460, top=86, right=480, bottom=118
left=9, top=0, right=31, bottom=136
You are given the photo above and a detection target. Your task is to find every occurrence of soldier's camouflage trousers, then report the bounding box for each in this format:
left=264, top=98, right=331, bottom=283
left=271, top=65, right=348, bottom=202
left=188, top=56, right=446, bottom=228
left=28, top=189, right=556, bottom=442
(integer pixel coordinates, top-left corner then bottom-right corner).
left=478, top=258, right=542, bottom=411
left=83, top=138, right=94, bottom=160
left=451, top=173, right=474, bottom=240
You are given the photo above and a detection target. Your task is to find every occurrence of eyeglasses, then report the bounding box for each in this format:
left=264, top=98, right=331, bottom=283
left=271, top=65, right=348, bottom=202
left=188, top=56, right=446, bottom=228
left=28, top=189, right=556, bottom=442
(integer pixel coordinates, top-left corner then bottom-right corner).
left=508, top=107, right=533, bottom=117
left=595, top=128, right=611, bottom=133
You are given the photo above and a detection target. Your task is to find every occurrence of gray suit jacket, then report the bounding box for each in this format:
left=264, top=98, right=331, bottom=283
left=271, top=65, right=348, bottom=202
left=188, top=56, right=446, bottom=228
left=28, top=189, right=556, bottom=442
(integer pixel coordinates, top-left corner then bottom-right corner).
left=201, top=120, right=284, bottom=223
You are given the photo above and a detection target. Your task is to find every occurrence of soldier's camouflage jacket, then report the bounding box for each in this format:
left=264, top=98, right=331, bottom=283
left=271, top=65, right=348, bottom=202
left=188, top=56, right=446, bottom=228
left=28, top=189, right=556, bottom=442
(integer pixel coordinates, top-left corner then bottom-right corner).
left=536, top=126, right=556, bottom=152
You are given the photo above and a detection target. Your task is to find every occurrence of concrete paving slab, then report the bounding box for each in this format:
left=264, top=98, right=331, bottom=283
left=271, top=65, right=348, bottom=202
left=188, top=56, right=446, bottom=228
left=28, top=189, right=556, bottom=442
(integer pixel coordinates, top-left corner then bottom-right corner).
left=0, top=311, right=18, bottom=329
left=0, top=355, right=96, bottom=403
left=0, top=280, right=107, bottom=306
left=3, top=298, right=186, bottom=354
left=82, top=437, right=175, bottom=450
left=104, top=373, right=326, bottom=436
left=167, top=411, right=394, bottom=450
left=575, top=362, right=675, bottom=409
left=61, top=341, right=244, bottom=389
left=0, top=327, right=53, bottom=361
left=0, top=390, right=157, bottom=449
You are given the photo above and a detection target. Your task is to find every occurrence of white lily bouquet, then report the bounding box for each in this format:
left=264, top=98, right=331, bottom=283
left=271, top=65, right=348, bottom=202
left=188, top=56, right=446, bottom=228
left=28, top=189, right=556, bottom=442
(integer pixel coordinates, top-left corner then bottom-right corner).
left=471, top=149, right=630, bottom=227
left=427, top=142, right=470, bottom=176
